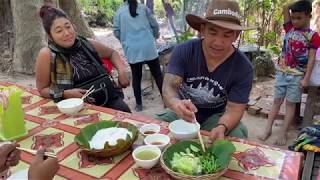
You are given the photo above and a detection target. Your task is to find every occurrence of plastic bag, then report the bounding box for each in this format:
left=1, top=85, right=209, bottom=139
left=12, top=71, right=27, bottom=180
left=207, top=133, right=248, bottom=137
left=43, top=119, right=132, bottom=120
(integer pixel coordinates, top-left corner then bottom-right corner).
left=0, top=86, right=27, bottom=140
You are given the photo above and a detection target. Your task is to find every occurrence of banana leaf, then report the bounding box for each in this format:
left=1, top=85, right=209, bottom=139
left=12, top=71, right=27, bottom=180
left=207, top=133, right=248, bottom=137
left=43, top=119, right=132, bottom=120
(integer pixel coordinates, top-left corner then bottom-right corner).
left=74, top=121, right=138, bottom=157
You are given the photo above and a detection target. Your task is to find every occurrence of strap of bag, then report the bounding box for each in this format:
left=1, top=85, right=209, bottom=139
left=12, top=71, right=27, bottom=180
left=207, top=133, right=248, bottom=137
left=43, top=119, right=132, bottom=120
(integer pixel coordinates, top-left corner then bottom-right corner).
left=81, top=44, right=109, bottom=75
left=80, top=42, right=116, bottom=106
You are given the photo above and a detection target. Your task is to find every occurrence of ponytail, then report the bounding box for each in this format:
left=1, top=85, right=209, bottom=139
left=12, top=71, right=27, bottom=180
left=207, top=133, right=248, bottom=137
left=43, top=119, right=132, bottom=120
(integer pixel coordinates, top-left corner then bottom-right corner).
left=127, top=0, right=138, bottom=17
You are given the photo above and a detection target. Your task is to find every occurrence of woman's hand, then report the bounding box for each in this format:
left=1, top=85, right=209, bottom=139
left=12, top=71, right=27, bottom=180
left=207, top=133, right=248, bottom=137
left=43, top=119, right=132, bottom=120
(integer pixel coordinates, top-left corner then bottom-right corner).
left=117, top=71, right=130, bottom=88
left=28, top=149, right=59, bottom=180
left=63, top=88, right=87, bottom=99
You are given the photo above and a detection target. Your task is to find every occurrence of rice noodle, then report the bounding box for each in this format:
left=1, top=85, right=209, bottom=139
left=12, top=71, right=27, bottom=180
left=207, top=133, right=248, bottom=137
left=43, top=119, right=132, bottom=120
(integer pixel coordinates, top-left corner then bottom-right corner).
left=89, top=127, right=133, bottom=149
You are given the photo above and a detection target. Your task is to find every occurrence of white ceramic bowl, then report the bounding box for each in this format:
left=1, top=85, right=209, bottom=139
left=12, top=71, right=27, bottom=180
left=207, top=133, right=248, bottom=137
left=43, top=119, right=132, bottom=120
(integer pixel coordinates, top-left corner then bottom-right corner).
left=56, top=98, right=84, bottom=115
left=144, top=134, right=170, bottom=150
left=132, top=145, right=161, bottom=169
left=169, top=120, right=198, bottom=140
left=139, top=124, right=161, bottom=136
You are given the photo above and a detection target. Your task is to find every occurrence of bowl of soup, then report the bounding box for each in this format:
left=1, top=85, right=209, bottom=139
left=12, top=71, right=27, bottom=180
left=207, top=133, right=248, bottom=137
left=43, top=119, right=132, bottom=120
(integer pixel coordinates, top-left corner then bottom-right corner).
left=144, top=134, right=170, bottom=150
left=132, top=145, right=161, bottom=169
left=139, top=124, right=160, bottom=136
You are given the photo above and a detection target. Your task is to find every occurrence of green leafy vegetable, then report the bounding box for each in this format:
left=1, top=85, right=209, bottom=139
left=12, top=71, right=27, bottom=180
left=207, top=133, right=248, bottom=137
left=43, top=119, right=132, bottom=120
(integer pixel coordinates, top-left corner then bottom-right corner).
left=171, top=152, right=202, bottom=175
left=165, top=140, right=236, bottom=176
left=190, top=144, right=200, bottom=152
left=207, top=140, right=236, bottom=169
left=199, top=152, right=220, bottom=174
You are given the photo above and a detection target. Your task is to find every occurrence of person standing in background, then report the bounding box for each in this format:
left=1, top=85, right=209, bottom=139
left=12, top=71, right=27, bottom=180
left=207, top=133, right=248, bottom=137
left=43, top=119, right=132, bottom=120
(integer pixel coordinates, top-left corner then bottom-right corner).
left=113, top=0, right=163, bottom=112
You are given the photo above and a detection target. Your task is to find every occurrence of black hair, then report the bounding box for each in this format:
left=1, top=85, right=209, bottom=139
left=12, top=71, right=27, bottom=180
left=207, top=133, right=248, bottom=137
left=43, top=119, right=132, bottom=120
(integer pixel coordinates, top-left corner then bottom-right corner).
left=124, top=0, right=138, bottom=17
left=39, top=5, right=69, bottom=35
left=290, top=0, right=312, bottom=15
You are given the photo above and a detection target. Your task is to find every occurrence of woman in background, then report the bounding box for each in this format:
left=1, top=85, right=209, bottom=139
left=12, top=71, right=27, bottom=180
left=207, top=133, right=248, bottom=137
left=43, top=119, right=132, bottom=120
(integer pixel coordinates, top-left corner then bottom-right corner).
left=36, top=5, right=131, bottom=112
left=114, top=0, right=163, bottom=112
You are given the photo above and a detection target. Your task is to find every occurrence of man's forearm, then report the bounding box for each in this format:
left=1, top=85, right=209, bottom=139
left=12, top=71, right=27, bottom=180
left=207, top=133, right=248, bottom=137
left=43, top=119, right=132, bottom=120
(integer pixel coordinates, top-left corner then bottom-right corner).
left=217, top=102, right=246, bottom=133
left=162, top=73, right=183, bottom=108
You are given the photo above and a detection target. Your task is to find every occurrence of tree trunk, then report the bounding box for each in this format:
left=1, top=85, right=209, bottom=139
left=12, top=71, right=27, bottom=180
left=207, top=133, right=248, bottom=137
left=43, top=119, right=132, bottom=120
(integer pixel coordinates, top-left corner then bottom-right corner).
left=0, top=0, right=14, bottom=72
left=11, top=0, right=47, bottom=74
left=59, top=0, right=94, bottom=38
left=146, top=0, right=154, bottom=14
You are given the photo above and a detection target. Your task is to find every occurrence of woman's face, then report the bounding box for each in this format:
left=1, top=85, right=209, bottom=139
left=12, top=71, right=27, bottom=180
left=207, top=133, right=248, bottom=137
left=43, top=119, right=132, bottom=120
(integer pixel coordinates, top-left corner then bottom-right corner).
left=50, top=17, right=76, bottom=48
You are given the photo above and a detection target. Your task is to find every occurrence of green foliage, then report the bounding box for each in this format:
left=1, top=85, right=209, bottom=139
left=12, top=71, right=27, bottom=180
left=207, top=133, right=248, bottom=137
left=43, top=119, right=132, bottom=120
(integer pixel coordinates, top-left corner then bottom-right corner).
left=79, top=0, right=123, bottom=26
left=239, top=0, right=286, bottom=48
left=154, top=0, right=166, bottom=19
left=267, top=45, right=281, bottom=56
left=253, top=52, right=276, bottom=77
left=264, top=32, right=277, bottom=42
left=178, top=31, right=194, bottom=42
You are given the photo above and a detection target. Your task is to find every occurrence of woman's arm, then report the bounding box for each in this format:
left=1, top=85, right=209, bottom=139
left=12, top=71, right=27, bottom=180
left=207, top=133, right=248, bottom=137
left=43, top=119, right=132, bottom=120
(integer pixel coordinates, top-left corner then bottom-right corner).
left=113, top=10, right=121, bottom=40
left=88, top=39, right=130, bottom=87
left=146, top=7, right=160, bottom=39
left=35, top=47, right=52, bottom=99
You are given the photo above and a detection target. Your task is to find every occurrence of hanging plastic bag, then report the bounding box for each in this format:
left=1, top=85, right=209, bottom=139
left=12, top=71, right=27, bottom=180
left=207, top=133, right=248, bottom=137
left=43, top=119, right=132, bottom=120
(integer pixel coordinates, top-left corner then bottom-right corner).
left=0, top=86, right=27, bottom=140
left=310, top=48, right=320, bottom=86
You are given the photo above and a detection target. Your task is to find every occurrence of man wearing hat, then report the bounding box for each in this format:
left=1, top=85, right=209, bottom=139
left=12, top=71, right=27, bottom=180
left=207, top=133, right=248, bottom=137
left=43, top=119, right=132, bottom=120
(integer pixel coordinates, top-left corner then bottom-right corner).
left=155, top=0, right=254, bottom=140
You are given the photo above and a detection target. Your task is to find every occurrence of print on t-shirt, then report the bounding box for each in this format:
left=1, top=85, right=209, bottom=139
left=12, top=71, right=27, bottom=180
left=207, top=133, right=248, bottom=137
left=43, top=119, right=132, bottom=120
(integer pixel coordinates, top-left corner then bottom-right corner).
left=283, top=30, right=310, bottom=68
left=179, top=76, right=227, bottom=109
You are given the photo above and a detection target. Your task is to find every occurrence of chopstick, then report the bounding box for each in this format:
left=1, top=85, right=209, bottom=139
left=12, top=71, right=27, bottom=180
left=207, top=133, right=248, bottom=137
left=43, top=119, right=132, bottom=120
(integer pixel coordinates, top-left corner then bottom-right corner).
left=194, top=120, right=206, bottom=152
left=17, top=147, right=57, bottom=158
left=82, top=85, right=95, bottom=100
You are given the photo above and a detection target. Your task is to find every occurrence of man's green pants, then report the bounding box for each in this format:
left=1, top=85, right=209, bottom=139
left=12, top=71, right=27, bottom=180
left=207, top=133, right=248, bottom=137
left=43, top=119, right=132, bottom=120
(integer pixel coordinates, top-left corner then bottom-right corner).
left=154, top=108, right=248, bottom=139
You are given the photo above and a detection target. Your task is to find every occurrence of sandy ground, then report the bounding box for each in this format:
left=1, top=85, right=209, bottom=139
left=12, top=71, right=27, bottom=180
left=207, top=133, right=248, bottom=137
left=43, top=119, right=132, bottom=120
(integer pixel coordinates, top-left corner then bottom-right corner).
left=0, top=29, right=299, bottom=150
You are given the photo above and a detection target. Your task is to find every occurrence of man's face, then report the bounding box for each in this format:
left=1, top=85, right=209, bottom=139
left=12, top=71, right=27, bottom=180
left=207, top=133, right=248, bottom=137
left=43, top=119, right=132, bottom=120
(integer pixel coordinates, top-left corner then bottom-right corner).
left=291, top=11, right=311, bottom=29
left=200, top=23, right=239, bottom=60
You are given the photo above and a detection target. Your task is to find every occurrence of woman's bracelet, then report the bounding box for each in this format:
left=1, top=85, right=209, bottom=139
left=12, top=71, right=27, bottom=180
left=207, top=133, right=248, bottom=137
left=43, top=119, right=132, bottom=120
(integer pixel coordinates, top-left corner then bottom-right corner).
left=216, top=123, right=229, bottom=135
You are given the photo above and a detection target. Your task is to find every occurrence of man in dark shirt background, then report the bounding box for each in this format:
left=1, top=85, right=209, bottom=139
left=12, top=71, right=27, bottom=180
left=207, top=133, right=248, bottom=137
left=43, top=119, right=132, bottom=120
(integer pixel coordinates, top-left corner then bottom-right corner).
left=155, top=0, right=254, bottom=140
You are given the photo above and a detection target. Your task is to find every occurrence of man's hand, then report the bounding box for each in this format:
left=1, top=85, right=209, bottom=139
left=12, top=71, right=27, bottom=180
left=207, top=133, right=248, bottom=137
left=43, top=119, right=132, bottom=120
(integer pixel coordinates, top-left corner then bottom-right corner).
left=210, top=125, right=227, bottom=141
left=28, top=149, right=59, bottom=180
left=0, top=142, right=20, bottom=172
left=172, top=99, right=198, bottom=122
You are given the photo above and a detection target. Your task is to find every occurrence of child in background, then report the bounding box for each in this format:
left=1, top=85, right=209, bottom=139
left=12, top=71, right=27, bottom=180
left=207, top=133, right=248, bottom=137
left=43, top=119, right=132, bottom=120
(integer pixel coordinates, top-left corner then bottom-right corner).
left=258, top=0, right=320, bottom=146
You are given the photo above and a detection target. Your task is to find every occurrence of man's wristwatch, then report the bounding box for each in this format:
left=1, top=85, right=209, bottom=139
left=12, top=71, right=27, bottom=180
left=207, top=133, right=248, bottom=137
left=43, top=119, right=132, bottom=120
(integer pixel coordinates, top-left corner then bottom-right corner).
left=216, top=123, right=229, bottom=135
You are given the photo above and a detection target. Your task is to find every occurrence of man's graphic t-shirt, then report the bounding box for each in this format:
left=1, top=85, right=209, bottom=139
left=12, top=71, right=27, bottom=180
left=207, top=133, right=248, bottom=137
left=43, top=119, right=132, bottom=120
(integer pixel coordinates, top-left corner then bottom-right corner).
left=167, top=39, right=253, bottom=122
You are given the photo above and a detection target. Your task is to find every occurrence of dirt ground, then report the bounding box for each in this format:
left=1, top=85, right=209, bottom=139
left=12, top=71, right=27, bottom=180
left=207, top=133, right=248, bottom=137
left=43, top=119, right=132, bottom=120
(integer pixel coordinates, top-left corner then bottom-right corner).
left=0, top=29, right=299, bottom=150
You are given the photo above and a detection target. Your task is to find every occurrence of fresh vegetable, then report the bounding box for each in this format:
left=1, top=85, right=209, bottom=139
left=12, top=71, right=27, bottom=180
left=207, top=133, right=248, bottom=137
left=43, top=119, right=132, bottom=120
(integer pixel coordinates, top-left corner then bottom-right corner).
left=199, top=152, right=220, bottom=174
left=168, top=140, right=236, bottom=176
left=171, top=151, right=202, bottom=175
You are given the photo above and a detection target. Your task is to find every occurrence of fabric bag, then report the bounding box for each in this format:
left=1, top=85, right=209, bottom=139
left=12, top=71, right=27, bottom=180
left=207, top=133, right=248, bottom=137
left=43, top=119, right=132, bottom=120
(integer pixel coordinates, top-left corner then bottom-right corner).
left=0, top=86, right=27, bottom=140
left=74, top=45, right=119, bottom=106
